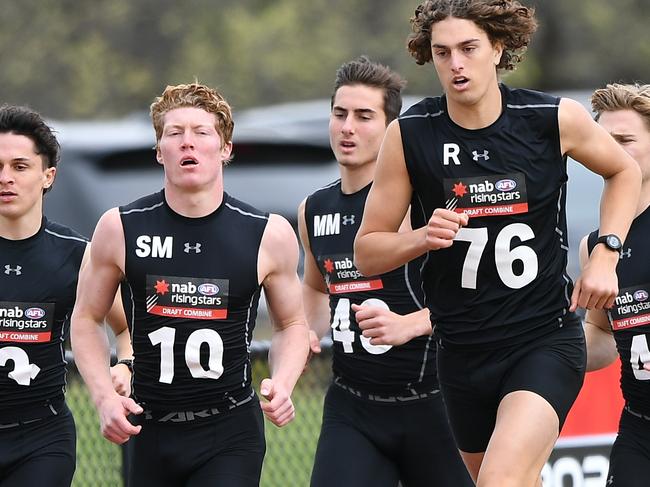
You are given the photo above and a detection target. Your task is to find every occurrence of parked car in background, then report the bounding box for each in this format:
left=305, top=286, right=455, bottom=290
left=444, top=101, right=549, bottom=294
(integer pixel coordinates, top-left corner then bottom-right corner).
left=45, top=91, right=602, bottom=280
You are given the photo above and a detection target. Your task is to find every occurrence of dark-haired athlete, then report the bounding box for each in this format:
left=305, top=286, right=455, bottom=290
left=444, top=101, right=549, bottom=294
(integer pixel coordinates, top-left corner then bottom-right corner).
left=301, top=57, right=472, bottom=487
left=354, top=2, right=641, bottom=485
left=0, top=104, right=130, bottom=487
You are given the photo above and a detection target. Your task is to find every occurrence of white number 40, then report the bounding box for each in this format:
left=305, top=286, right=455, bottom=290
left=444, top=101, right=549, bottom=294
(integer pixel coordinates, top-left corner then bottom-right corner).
left=331, top=297, right=392, bottom=355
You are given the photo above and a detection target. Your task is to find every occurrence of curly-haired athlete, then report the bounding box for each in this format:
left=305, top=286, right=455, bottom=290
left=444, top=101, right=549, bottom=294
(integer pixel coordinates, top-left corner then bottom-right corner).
left=354, top=1, right=641, bottom=486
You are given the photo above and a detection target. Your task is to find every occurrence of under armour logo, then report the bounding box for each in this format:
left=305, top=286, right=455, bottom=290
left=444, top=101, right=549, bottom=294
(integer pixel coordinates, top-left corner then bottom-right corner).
left=607, top=475, right=614, bottom=485
left=342, top=215, right=355, bottom=226
left=184, top=243, right=202, bottom=254
left=4, top=265, right=22, bottom=275
left=620, top=248, right=632, bottom=259
left=472, top=150, right=490, bottom=161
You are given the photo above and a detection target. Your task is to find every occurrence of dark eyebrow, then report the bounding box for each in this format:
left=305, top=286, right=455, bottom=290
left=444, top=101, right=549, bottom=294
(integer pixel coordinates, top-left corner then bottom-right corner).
left=432, top=38, right=481, bottom=49
left=332, top=107, right=376, bottom=115
left=611, top=132, right=634, bottom=141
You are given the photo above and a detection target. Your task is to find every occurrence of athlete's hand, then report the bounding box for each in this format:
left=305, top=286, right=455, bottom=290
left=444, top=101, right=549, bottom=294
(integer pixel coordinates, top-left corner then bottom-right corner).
left=353, top=304, right=431, bottom=346
left=570, top=247, right=619, bottom=311
left=259, top=378, right=295, bottom=427
left=110, top=363, right=132, bottom=397
left=308, top=330, right=321, bottom=355
left=97, top=393, right=143, bottom=445
left=425, top=209, right=469, bottom=250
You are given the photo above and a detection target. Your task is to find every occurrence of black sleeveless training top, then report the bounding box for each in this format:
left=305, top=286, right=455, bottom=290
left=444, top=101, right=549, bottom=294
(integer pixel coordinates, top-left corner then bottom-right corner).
left=1, top=218, right=86, bottom=414
left=120, top=190, right=268, bottom=411
left=400, top=84, right=578, bottom=350
left=305, top=180, right=437, bottom=394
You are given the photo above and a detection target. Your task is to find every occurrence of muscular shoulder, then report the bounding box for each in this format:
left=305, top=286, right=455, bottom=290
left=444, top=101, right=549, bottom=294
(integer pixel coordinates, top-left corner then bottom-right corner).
left=259, top=214, right=299, bottom=282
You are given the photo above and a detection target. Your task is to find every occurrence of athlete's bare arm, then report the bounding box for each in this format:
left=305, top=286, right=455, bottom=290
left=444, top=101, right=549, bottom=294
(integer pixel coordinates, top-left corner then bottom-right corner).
left=71, top=208, right=142, bottom=444
left=258, top=213, right=310, bottom=427
left=354, top=121, right=468, bottom=276
left=578, top=236, right=618, bottom=371
left=560, top=98, right=642, bottom=311
left=105, top=286, right=133, bottom=397
left=297, top=199, right=330, bottom=354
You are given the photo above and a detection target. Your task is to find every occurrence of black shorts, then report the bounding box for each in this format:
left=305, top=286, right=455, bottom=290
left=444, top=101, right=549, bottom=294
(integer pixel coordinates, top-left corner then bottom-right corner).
left=437, top=321, right=586, bottom=453
left=127, top=397, right=265, bottom=487
left=0, top=404, right=76, bottom=487
left=607, top=406, right=650, bottom=487
left=310, top=383, right=473, bottom=487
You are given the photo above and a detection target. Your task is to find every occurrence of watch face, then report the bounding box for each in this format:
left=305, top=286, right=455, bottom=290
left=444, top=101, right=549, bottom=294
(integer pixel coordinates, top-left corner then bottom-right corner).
left=607, top=235, right=621, bottom=249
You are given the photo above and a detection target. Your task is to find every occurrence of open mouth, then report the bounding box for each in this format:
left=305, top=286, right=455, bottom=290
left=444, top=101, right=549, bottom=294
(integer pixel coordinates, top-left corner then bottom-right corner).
left=180, top=158, right=198, bottom=166
left=0, top=191, right=17, bottom=197
left=340, top=141, right=356, bottom=149
left=452, top=77, right=469, bottom=88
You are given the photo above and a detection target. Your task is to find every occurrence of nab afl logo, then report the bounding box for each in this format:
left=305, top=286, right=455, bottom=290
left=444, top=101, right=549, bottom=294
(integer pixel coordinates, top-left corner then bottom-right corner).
left=495, top=179, right=516, bottom=191
left=634, top=290, right=649, bottom=302
left=25, top=307, right=46, bottom=319
left=198, top=283, right=219, bottom=296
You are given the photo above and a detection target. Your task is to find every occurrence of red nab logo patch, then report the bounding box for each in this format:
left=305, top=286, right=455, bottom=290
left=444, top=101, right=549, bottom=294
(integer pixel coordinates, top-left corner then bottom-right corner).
left=320, top=254, right=383, bottom=294
left=611, top=285, right=650, bottom=330
left=444, top=172, right=528, bottom=218
left=0, top=301, right=54, bottom=343
left=146, top=275, right=229, bottom=320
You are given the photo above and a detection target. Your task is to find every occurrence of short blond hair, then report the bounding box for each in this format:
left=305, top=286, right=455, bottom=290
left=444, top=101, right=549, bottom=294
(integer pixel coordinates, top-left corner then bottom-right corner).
left=150, top=82, right=234, bottom=146
left=591, top=83, right=650, bottom=131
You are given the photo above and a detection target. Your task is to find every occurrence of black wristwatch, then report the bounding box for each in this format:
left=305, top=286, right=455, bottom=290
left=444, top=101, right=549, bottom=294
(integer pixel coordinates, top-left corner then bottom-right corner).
left=116, top=358, right=134, bottom=373
left=595, top=234, right=623, bottom=253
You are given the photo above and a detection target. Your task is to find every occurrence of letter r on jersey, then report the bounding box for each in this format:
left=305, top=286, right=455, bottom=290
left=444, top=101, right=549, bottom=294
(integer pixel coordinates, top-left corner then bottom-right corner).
left=443, top=143, right=461, bottom=166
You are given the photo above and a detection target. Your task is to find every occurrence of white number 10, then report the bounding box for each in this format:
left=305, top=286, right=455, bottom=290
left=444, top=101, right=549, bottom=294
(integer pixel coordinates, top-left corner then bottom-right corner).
left=148, top=327, right=224, bottom=384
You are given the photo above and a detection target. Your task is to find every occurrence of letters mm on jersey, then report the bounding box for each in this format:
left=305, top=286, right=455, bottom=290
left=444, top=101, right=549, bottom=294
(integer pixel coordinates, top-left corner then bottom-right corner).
left=444, top=173, right=528, bottom=218
left=0, top=301, right=54, bottom=343
left=320, top=254, right=383, bottom=294
left=146, top=275, right=229, bottom=320
left=610, top=284, right=650, bottom=331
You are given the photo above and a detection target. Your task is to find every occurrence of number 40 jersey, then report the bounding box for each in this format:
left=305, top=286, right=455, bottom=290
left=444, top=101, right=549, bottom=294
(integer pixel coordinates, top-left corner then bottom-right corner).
left=305, top=180, right=437, bottom=395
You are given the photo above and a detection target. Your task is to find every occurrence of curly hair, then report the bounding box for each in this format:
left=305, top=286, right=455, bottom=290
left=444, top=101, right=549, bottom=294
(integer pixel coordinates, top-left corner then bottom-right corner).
left=591, top=83, right=650, bottom=131
left=150, top=82, right=234, bottom=148
left=332, top=56, right=407, bottom=124
left=407, top=0, right=537, bottom=71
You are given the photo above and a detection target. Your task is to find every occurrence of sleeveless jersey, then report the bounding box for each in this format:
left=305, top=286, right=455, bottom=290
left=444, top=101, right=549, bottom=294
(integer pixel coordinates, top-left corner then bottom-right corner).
left=588, top=206, right=650, bottom=415
left=305, top=181, right=437, bottom=394
left=0, top=218, right=86, bottom=412
left=120, top=190, right=268, bottom=411
left=400, top=84, right=577, bottom=349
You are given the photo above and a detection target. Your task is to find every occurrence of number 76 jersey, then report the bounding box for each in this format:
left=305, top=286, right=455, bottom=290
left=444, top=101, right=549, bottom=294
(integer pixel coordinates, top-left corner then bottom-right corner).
left=399, top=84, right=578, bottom=349
left=305, top=181, right=437, bottom=395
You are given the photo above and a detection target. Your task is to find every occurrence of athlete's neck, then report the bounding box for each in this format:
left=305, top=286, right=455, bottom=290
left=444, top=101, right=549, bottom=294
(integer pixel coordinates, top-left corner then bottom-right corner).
left=446, top=82, right=502, bottom=130
left=164, top=182, right=224, bottom=218
left=339, top=161, right=375, bottom=195
left=0, top=205, right=43, bottom=240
